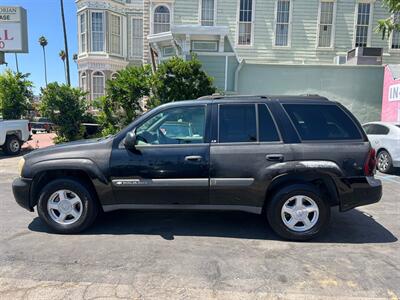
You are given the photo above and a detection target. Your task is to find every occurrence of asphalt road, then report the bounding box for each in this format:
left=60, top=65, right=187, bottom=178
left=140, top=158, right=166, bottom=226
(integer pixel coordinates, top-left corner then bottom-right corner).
left=0, top=154, right=399, bottom=299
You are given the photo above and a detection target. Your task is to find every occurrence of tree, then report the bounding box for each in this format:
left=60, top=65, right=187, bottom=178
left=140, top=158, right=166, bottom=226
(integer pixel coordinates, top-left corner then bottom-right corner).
left=149, top=56, right=216, bottom=108
left=59, top=50, right=67, bottom=83
left=0, top=70, right=33, bottom=119
left=100, top=65, right=152, bottom=134
left=60, top=0, right=71, bottom=86
left=38, top=36, right=48, bottom=86
left=40, top=83, right=87, bottom=142
left=376, top=0, right=400, bottom=39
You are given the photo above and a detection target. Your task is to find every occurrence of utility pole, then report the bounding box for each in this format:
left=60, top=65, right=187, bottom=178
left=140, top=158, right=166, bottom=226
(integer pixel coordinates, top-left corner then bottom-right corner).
left=15, top=53, right=19, bottom=73
left=60, top=0, right=71, bottom=86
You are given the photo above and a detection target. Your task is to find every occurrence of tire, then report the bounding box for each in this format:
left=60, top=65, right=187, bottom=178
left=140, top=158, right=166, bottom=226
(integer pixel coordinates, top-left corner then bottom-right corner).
left=4, top=135, right=22, bottom=155
left=37, top=179, right=99, bottom=234
left=266, top=184, right=330, bottom=241
left=32, top=130, right=37, bottom=134
left=377, top=150, right=393, bottom=174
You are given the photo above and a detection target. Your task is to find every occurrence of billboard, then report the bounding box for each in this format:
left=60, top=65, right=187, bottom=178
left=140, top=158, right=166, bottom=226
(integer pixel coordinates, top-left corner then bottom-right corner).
left=381, top=65, right=400, bottom=122
left=0, top=6, right=28, bottom=53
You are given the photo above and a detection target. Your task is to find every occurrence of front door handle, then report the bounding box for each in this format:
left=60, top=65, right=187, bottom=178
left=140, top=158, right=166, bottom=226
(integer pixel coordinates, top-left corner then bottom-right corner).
left=185, top=155, right=203, bottom=161
left=266, top=154, right=284, bottom=162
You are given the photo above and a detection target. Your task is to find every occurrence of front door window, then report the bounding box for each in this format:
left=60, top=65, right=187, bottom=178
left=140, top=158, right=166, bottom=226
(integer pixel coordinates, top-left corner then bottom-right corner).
left=135, top=106, right=206, bottom=145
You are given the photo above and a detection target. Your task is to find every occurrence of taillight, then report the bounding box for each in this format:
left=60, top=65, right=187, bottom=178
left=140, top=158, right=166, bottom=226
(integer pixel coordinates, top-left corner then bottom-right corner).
left=364, top=148, right=376, bottom=176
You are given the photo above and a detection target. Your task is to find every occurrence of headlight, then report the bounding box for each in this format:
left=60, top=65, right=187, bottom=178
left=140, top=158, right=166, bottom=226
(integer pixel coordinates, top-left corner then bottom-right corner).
left=18, top=158, right=25, bottom=176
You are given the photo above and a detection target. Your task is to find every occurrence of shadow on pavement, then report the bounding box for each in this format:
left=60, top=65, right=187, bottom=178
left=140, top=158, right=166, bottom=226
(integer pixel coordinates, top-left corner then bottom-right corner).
left=28, top=208, right=397, bottom=244
left=0, top=148, right=33, bottom=160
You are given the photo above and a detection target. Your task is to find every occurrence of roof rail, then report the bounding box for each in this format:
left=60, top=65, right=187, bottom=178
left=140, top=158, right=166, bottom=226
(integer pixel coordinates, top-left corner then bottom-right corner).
left=197, top=94, right=268, bottom=100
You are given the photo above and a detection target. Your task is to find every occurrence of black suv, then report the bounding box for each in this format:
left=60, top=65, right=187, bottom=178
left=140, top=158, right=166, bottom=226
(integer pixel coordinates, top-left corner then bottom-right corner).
left=12, top=95, right=382, bottom=240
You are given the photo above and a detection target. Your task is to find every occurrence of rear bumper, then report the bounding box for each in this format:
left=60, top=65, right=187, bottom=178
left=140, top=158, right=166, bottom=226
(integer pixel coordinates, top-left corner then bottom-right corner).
left=339, top=176, right=382, bottom=212
left=12, top=177, right=33, bottom=211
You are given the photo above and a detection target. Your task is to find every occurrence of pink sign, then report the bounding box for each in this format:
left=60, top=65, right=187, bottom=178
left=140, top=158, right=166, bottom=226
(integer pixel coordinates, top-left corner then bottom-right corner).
left=381, top=65, right=400, bottom=122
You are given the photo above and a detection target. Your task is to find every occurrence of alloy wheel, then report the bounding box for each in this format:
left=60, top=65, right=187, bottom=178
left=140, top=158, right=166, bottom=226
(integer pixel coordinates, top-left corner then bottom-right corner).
left=281, top=195, right=319, bottom=232
left=47, top=190, right=83, bottom=225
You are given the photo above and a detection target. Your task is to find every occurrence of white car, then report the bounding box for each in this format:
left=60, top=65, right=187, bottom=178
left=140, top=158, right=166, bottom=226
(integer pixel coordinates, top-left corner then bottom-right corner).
left=362, top=122, right=400, bottom=173
left=0, top=120, right=31, bottom=155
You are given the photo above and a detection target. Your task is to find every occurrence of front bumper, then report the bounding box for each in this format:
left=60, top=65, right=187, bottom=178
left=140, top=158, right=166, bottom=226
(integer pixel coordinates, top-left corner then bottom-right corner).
left=12, top=177, right=33, bottom=211
left=339, top=176, right=382, bottom=212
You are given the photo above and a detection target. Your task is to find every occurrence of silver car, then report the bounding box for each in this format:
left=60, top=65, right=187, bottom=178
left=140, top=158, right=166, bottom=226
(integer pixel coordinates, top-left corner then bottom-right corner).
left=362, top=122, right=400, bottom=173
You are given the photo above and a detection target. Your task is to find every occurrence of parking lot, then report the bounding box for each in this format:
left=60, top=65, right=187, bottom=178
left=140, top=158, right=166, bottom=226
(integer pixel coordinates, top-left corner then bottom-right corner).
left=0, top=152, right=399, bottom=299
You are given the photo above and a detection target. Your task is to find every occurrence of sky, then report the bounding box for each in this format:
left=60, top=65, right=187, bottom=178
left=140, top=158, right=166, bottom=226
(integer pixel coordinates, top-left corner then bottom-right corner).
left=0, top=0, right=78, bottom=95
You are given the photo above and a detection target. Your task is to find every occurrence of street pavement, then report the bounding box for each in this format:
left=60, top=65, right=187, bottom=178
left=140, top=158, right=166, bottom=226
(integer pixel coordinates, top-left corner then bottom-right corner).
left=0, top=151, right=399, bottom=299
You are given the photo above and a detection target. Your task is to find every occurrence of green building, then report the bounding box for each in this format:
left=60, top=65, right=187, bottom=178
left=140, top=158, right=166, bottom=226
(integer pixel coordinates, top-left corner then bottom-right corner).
left=76, top=0, right=400, bottom=121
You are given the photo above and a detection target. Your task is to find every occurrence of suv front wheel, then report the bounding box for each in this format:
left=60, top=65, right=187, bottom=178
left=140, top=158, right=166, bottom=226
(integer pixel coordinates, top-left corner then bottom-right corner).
left=266, top=184, right=330, bottom=241
left=37, top=179, right=99, bottom=233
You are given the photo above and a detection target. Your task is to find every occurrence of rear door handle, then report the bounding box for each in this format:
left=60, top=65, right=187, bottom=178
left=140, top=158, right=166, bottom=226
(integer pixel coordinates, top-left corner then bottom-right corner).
left=266, top=154, right=284, bottom=162
left=185, top=155, right=203, bottom=161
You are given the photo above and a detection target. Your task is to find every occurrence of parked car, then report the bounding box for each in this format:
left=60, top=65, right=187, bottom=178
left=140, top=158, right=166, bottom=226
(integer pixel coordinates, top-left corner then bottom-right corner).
left=0, top=120, right=31, bottom=155
left=30, top=118, right=54, bottom=134
left=362, top=122, right=400, bottom=173
left=12, top=95, right=382, bottom=241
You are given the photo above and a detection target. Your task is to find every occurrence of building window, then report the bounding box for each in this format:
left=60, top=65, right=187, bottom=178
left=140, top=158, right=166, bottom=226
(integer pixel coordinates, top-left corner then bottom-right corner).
left=110, top=14, right=122, bottom=55
left=153, top=5, right=170, bottom=34
left=79, top=13, right=87, bottom=53
left=162, top=46, right=175, bottom=57
left=131, top=17, right=143, bottom=59
left=91, top=12, right=105, bottom=52
left=317, top=1, right=335, bottom=48
left=275, top=0, right=291, bottom=47
left=92, top=71, right=105, bottom=100
left=391, top=13, right=400, bottom=49
left=355, top=2, right=371, bottom=47
left=80, top=72, right=87, bottom=91
left=201, top=0, right=215, bottom=26
left=237, top=0, right=253, bottom=45
left=111, top=73, right=118, bottom=80
left=191, top=40, right=218, bottom=52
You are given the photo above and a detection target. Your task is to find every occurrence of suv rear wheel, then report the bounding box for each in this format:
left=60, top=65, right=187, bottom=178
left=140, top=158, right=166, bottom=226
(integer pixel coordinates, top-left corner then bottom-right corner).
left=266, top=184, right=330, bottom=241
left=37, top=179, right=99, bottom=233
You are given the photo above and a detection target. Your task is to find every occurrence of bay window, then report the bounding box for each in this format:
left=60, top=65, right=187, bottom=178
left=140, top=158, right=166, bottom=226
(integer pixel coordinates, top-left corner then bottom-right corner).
left=131, top=17, right=144, bottom=59
left=91, top=12, right=105, bottom=52
left=110, top=14, right=122, bottom=55
left=79, top=13, right=87, bottom=53
left=92, top=71, right=105, bottom=100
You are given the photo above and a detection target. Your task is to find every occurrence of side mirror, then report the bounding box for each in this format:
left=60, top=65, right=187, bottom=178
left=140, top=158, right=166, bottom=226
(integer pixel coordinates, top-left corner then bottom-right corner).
left=124, top=131, right=137, bottom=149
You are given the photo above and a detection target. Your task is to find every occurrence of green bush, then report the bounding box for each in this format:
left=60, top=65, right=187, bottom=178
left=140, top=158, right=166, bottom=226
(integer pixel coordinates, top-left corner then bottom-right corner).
left=0, top=70, right=33, bottom=119
left=97, top=65, right=152, bottom=135
left=40, top=83, right=87, bottom=143
left=149, top=55, right=216, bottom=108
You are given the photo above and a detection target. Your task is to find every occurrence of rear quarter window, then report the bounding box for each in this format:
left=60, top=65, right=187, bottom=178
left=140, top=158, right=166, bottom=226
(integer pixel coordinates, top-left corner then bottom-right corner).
left=283, top=104, right=362, bottom=141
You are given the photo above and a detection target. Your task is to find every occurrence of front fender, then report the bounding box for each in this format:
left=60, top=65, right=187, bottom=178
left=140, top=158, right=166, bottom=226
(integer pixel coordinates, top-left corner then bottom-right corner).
left=23, top=158, right=107, bottom=184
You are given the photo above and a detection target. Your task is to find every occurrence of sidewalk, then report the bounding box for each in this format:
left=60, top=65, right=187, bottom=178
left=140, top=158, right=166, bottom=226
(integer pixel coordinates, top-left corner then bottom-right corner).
left=23, top=133, right=56, bottom=150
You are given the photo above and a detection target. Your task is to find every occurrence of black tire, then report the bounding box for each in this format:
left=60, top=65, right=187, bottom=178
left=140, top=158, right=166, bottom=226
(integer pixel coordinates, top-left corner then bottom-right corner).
left=32, top=130, right=37, bottom=134
left=37, top=178, right=99, bottom=234
left=266, top=184, right=330, bottom=241
left=377, top=150, right=393, bottom=174
left=4, top=135, right=22, bottom=155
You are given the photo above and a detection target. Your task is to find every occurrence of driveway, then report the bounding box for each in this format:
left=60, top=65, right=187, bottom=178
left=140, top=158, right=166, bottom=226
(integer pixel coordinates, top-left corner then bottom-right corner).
left=0, top=153, right=399, bottom=299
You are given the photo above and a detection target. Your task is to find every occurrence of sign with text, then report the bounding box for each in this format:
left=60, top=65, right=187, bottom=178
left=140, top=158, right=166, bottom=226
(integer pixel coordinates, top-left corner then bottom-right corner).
left=0, top=6, right=28, bottom=53
left=388, top=84, right=400, bottom=102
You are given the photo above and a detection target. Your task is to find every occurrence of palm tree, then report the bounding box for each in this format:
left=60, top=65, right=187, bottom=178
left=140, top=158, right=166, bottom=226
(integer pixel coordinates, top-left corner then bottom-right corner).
left=60, top=0, right=71, bottom=86
left=59, top=50, right=67, bottom=83
left=38, top=36, right=48, bottom=86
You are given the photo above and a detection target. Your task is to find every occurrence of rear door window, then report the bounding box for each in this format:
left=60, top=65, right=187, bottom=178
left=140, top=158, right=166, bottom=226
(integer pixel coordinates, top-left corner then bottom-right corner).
left=283, top=104, right=362, bottom=141
left=219, top=104, right=257, bottom=143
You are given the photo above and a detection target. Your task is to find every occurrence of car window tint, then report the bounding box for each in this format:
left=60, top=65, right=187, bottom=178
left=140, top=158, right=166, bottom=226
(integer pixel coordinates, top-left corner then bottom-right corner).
left=363, top=124, right=372, bottom=134
left=371, top=124, right=389, bottom=135
left=219, top=104, right=257, bottom=143
left=283, top=104, right=362, bottom=140
left=135, top=106, right=206, bottom=145
left=258, top=104, right=280, bottom=142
